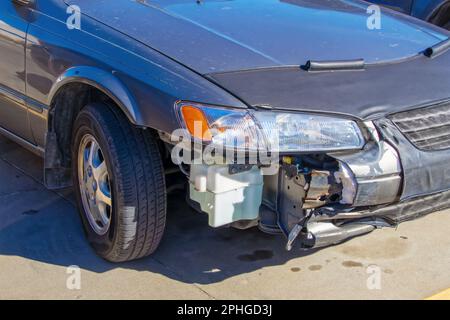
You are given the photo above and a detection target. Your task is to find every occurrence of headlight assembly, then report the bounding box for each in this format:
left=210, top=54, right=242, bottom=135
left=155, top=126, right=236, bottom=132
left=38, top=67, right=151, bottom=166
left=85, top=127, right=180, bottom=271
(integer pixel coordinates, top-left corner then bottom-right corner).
left=177, top=102, right=365, bottom=153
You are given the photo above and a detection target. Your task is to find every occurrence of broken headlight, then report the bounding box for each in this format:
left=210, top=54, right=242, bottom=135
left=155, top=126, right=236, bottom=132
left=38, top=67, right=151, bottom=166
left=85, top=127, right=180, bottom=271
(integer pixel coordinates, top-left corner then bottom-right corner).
left=177, top=102, right=365, bottom=153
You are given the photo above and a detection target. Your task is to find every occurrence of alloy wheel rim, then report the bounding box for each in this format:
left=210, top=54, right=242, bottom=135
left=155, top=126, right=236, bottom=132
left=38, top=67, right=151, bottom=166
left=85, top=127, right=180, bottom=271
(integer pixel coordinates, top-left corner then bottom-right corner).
left=77, top=134, right=112, bottom=236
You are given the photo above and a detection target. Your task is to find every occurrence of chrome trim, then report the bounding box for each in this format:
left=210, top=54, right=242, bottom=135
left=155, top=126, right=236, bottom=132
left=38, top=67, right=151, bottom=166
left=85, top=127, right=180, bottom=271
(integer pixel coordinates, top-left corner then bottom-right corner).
left=0, top=126, right=44, bottom=157
left=27, top=98, right=47, bottom=114
left=0, top=84, right=25, bottom=106
left=0, top=84, right=47, bottom=113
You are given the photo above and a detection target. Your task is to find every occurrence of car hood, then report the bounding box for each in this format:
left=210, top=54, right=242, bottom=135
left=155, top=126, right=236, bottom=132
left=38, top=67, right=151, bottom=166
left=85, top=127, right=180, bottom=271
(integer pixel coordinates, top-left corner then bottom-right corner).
left=208, top=51, right=450, bottom=119
left=66, top=0, right=448, bottom=74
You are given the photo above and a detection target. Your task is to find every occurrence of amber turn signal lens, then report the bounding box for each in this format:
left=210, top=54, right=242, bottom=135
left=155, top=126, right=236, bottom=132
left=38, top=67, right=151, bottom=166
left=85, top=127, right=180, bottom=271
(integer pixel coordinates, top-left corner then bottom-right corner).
left=181, top=105, right=212, bottom=141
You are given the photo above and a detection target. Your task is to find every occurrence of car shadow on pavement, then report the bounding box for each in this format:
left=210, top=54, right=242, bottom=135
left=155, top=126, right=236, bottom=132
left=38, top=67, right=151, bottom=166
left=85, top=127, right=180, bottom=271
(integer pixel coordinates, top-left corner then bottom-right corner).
left=130, top=191, right=318, bottom=284
left=0, top=136, right=316, bottom=285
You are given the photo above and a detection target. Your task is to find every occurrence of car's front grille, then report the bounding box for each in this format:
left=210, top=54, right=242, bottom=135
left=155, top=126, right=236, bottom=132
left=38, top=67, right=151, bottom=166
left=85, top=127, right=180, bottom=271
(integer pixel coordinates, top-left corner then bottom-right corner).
left=389, top=101, right=450, bottom=151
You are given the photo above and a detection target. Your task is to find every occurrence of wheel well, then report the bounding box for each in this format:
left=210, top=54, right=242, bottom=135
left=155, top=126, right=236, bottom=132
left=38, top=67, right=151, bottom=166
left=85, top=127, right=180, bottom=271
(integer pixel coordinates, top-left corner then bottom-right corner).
left=45, top=82, right=167, bottom=189
left=429, top=1, right=450, bottom=27
left=45, top=83, right=117, bottom=189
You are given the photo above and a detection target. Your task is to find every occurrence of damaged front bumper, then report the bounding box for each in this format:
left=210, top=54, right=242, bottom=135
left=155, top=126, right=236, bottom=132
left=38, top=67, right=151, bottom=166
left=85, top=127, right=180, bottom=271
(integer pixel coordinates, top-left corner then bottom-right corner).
left=187, top=102, right=450, bottom=250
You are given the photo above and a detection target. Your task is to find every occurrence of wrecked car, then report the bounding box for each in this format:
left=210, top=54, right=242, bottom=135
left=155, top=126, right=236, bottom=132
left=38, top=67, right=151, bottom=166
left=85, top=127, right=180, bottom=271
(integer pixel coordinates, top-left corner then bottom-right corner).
left=1, top=0, right=450, bottom=262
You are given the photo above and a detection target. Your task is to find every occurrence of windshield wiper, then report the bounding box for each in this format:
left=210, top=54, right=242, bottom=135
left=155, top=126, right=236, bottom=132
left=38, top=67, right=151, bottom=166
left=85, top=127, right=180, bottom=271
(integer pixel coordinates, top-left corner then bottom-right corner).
left=424, top=38, right=450, bottom=58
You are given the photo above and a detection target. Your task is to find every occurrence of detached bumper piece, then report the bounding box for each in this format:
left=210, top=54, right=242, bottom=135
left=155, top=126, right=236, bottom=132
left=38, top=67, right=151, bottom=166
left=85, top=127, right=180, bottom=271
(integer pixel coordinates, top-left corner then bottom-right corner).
left=303, top=188, right=450, bottom=248
left=323, top=188, right=450, bottom=225
left=301, top=222, right=376, bottom=249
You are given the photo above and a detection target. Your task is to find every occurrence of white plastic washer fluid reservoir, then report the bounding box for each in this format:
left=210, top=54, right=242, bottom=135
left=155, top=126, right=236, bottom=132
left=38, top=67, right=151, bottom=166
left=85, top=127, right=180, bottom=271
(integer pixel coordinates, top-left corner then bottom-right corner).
left=195, top=175, right=207, bottom=193
left=189, top=164, right=264, bottom=227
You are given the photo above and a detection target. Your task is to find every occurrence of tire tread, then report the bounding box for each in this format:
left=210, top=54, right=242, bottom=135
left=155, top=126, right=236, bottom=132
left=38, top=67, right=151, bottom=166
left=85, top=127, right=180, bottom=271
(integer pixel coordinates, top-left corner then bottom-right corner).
left=74, top=103, right=166, bottom=262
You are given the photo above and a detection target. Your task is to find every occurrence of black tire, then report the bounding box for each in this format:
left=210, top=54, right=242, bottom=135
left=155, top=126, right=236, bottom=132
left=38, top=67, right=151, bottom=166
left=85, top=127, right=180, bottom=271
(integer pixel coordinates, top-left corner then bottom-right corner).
left=72, top=103, right=166, bottom=262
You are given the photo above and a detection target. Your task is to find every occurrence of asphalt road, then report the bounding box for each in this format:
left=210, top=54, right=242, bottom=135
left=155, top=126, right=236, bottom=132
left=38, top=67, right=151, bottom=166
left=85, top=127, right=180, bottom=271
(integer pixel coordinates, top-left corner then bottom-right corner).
left=0, top=135, right=449, bottom=300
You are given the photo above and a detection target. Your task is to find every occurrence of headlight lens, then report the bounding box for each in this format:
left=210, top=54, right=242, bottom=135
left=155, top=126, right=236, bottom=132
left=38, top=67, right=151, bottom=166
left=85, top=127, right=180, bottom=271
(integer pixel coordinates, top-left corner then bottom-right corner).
left=177, top=103, right=365, bottom=152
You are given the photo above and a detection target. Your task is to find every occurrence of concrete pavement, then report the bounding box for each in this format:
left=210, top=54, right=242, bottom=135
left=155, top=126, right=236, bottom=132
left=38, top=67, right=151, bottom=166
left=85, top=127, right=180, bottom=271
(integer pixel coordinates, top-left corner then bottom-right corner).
left=0, top=135, right=449, bottom=300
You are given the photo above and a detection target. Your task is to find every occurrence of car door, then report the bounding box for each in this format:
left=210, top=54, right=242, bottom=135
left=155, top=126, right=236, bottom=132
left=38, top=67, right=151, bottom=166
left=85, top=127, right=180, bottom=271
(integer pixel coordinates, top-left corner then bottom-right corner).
left=0, top=1, right=34, bottom=142
left=368, top=0, right=414, bottom=14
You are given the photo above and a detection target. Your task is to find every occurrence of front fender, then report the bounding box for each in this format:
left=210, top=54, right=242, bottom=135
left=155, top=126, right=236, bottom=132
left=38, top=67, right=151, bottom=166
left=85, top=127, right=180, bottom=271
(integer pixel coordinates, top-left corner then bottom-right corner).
left=48, top=66, right=142, bottom=125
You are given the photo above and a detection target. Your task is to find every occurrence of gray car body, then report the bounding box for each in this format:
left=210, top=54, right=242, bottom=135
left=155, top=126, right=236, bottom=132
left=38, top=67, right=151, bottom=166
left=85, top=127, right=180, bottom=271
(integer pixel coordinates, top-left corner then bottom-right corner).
left=0, top=0, right=450, bottom=199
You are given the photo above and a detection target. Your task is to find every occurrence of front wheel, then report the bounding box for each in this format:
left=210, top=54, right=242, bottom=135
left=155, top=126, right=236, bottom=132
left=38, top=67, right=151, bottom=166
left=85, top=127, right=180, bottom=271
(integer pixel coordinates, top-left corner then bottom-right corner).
left=72, top=103, right=166, bottom=262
